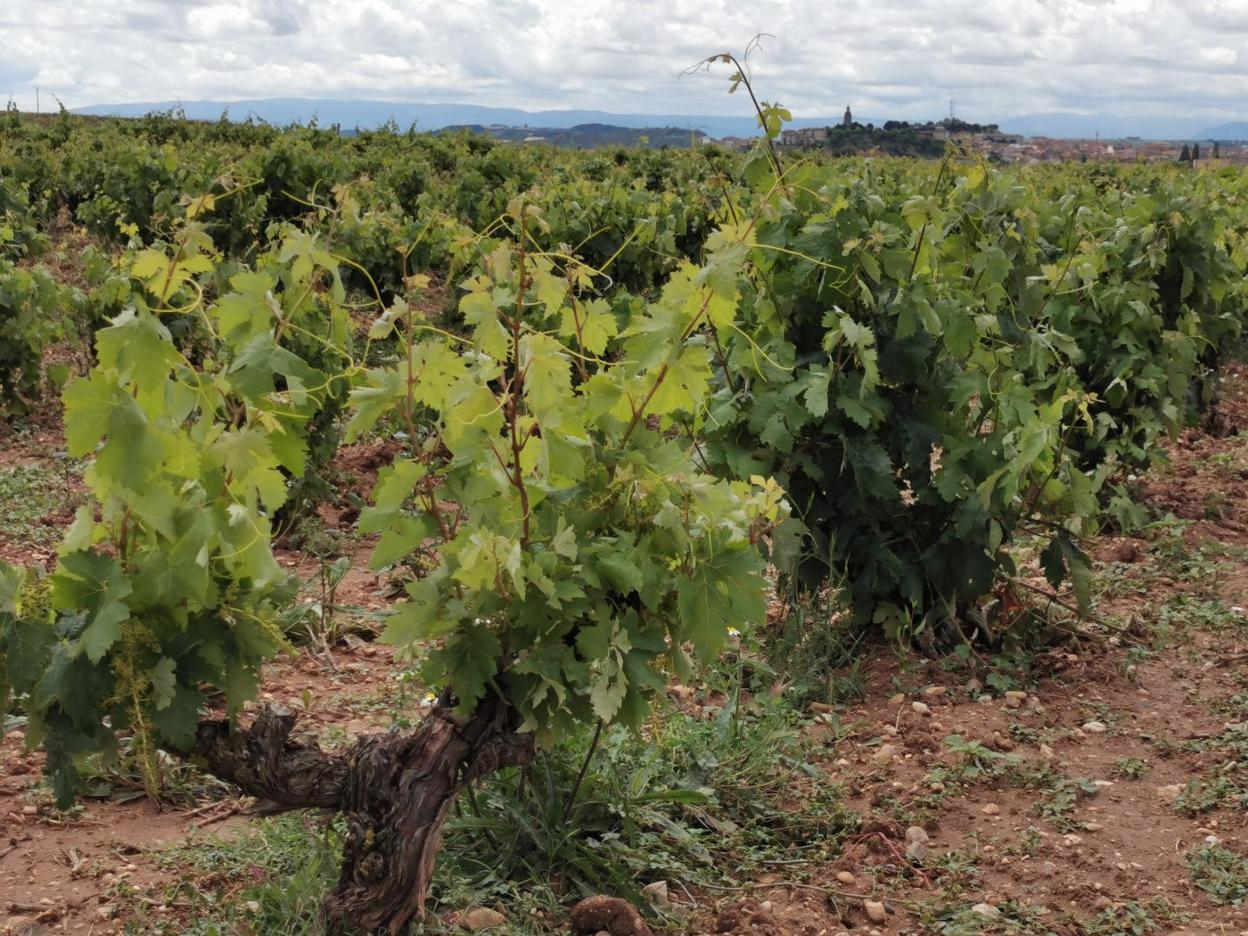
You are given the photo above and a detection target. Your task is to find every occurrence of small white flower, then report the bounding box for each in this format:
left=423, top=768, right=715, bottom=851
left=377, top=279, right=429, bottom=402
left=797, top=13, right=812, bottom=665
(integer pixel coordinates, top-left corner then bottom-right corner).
left=727, top=627, right=741, bottom=638
left=420, top=691, right=437, bottom=706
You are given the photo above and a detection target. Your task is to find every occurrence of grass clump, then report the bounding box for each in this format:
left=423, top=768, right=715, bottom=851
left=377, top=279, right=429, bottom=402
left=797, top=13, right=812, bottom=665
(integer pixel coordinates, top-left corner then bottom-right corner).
left=0, top=462, right=81, bottom=548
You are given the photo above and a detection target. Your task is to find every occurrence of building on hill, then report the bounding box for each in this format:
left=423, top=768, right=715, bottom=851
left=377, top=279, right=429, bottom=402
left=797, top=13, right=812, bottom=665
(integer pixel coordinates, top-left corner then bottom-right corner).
left=779, top=126, right=830, bottom=147
left=843, top=106, right=853, bottom=128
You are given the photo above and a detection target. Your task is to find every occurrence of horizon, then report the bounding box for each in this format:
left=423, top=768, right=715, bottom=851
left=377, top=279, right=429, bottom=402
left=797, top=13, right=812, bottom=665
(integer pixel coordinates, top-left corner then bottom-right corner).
left=59, top=96, right=1248, bottom=143
left=5, top=1, right=1248, bottom=135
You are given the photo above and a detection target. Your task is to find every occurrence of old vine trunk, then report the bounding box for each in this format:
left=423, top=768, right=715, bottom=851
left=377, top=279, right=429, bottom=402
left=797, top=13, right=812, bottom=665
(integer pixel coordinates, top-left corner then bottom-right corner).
left=194, top=693, right=534, bottom=935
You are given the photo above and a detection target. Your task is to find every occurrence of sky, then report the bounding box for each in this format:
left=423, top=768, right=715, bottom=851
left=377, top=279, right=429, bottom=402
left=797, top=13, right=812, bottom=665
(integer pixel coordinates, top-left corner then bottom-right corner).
left=3, top=0, right=1248, bottom=123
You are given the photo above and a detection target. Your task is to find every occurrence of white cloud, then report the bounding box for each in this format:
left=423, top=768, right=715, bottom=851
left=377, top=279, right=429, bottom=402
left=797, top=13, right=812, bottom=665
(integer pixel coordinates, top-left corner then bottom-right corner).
left=0, top=0, right=1244, bottom=122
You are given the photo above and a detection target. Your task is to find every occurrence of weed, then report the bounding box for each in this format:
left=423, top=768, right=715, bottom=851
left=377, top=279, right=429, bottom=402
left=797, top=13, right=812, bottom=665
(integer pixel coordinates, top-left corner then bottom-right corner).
left=1111, top=757, right=1149, bottom=780
left=1011, top=826, right=1044, bottom=857
left=765, top=594, right=864, bottom=706
left=1082, top=897, right=1186, bottom=935
left=1176, top=725, right=1248, bottom=815
left=924, top=850, right=981, bottom=896
left=440, top=697, right=857, bottom=908
left=1007, top=722, right=1045, bottom=745
left=1203, top=491, right=1231, bottom=521
left=1078, top=701, right=1123, bottom=732
left=130, top=813, right=342, bottom=935
left=924, top=899, right=1051, bottom=934
left=931, top=736, right=1019, bottom=785
left=1035, top=777, right=1099, bottom=831
left=281, top=556, right=369, bottom=653
left=75, top=741, right=235, bottom=807
left=0, top=462, right=83, bottom=548
left=1185, top=844, right=1248, bottom=906
left=1155, top=596, right=1240, bottom=633
left=1120, top=645, right=1153, bottom=679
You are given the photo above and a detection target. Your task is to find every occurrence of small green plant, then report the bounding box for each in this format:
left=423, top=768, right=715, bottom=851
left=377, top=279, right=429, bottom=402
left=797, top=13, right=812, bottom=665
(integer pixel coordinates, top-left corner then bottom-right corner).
left=937, top=735, right=1019, bottom=784
left=1083, top=898, right=1185, bottom=935
left=1185, top=844, right=1248, bottom=906
left=924, top=898, right=1051, bottom=934
left=283, top=556, right=359, bottom=655
left=766, top=595, right=864, bottom=706
left=1174, top=777, right=1233, bottom=817
left=1035, top=777, right=1099, bottom=831
left=1111, top=757, right=1149, bottom=780
left=0, top=463, right=84, bottom=548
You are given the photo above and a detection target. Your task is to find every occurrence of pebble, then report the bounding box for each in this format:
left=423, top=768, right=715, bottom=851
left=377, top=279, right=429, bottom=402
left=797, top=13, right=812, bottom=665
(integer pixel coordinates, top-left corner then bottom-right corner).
left=972, top=903, right=1001, bottom=920
left=863, top=899, right=887, bottom=923
left=1003, top=691, right=1028, bottom=708
left=981, top=804, right=1001, bottom=816
left=1156, top=784, right=1183, bottom=801
left=905, top=826, right=929, bottom=845
left=887, top=693, right=905, bottom=706
left=911, top=701, right=931, bottom=716
left=20, top=805, right=37, bottom=816
left=1082, top=720, right=1108, bottom=733
left=642, top=880, right=669, bottom=908
left=872, top=744, right=898, bottom=766
left=922, top=686, right=947, bottom=698
left=835, top=871, right=856, bottom=885
left=462, top=907, right=507, bottom=931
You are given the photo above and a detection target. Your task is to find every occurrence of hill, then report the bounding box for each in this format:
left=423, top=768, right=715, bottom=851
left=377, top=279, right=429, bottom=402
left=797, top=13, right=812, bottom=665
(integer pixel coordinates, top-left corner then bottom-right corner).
left=442, top=123, right=705, bottom=148
left=998, top=112, right=1212, bottom=140
left=74, top=97, right=862, bottom=140
left=1197, top=122, right=1248, bottom=141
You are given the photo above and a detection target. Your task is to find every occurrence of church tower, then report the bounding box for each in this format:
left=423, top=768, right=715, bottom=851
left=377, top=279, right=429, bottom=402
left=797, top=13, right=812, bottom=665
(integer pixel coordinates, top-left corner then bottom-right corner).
left=843, top=105, right=853, bottom=127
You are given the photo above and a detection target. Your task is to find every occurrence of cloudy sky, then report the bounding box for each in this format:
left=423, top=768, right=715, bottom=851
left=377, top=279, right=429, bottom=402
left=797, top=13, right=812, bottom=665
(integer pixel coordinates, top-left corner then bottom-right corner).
left=3, top=0, right=1247, bottom=122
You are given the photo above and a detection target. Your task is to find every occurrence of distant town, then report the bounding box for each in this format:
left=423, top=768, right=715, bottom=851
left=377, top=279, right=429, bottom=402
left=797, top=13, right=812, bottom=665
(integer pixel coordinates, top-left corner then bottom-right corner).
left=454, top=106, right=1248, bottom=163
left=741, top=106, right=1248, bottom=165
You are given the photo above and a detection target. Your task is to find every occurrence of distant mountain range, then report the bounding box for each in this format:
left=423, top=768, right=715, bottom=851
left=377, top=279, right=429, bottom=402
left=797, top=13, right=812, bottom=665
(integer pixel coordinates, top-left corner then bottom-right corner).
left=1197, top=122, right=1248, bottom=141
left=74, top=98, right=849, bottom=140
left=74, top=98, right=1248, bottom=142
left=998, top=112, right=1248, bottom=141
left=448, top=124, right=702, bottom=149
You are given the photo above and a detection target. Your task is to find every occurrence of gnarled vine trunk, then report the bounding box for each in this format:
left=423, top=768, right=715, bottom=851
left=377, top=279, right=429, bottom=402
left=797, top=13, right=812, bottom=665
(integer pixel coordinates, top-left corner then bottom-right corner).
left=195, top=693, right=534, bottom=935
